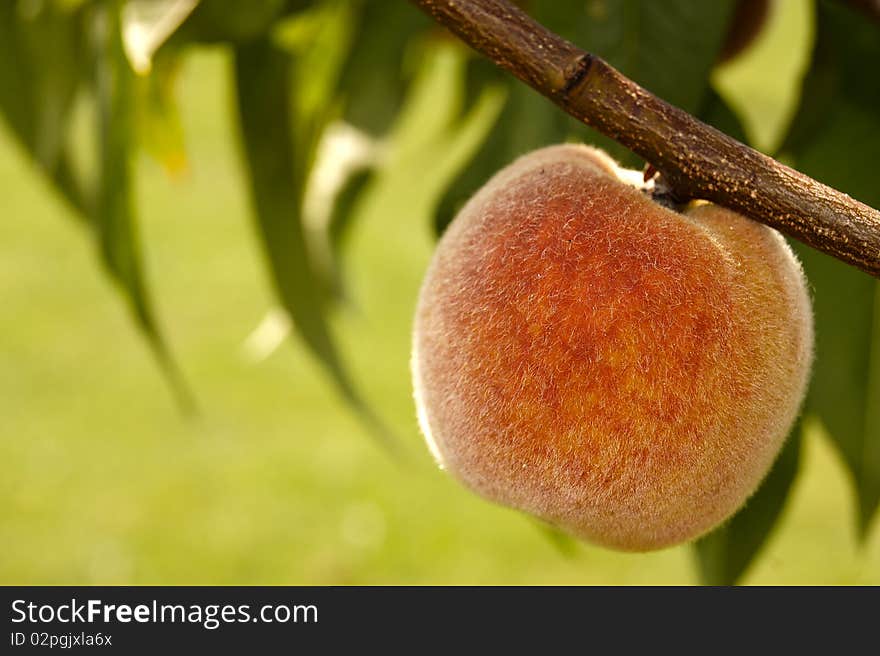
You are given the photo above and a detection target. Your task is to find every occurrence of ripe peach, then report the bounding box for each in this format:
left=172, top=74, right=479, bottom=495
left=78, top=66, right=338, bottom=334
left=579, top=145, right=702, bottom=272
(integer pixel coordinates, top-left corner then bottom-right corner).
left=412, top=144, right=813, bottom=551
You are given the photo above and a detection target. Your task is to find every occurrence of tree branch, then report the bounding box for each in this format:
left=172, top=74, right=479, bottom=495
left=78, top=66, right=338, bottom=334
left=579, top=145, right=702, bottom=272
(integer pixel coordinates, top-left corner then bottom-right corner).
left=410, top=0, right=880, bottom=279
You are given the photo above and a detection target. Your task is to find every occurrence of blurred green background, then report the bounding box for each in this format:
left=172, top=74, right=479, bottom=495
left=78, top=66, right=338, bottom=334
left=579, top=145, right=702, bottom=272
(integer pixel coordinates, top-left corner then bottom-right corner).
left=2, top=0, right=879, bottom=584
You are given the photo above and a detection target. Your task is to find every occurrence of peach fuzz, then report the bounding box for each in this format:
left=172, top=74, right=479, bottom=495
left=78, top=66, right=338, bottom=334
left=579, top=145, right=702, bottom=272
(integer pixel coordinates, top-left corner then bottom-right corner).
left=412, top=144, right=813, bottom=551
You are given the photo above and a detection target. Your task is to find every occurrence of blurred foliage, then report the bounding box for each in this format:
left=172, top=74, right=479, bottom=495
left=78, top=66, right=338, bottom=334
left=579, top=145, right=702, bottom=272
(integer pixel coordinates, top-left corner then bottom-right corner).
left=781, top=0, right=880, bottom=537
left=0, top=0, right=191, bottom=405
left=0, top=0, right=878, bottom=584
left=695, top=421, right=803, bottom=585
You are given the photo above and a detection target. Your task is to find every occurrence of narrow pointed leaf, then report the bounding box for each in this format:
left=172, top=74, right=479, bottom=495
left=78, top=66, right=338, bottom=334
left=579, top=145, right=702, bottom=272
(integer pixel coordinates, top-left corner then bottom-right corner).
left=536, top=0, right=737, bottom=113
left=174, top=0, right=288, bottom=44
left=93, top=4, right=192, bottom=409
left=0, top=2, right=87, bottom=213
left=276, top=0, right=361, bottom=305
left=120, top=0, right=199, bottom=74
left=325, top=164, right=376, bottom=300
left=233, top=37, right=396, bottom=450
left=134, top=53, right=188, bottom=177
left=339, top=0, right=432, bottom=135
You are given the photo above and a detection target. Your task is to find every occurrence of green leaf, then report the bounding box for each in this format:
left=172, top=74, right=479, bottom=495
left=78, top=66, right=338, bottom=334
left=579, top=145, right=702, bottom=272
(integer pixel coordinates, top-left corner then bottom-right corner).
left=134, top=52, right=189, bottom=177
left=120, top=0, right=199, bottom=75
left=539, top=0, right=737, bottom=113
left=325, top=164, right=376, bottom=301
left=275, top=0, right=362, bottom=304
left=694, top=422, right=803, bottom=585
left=339, top=0, right=432, bottom=135
left=0, top=1, right=87, bottom=213
left=710, top=0, right=815, bottom=154
left=781, top=1, right=880, bottom=535
left=233, top=34, right=397, bottom=451
left=92, top=3, right=192, bottom=409
left=0, top=2, right=189, bottom=407
left=174, top=0, right=290, bottom=44
left=174, top=0, right=322, bottom=45
left=538, top=0, right=739, bottom=166
left=121, top=0, right=195, bottom=180
left=275, top=0, right=352, bottom=171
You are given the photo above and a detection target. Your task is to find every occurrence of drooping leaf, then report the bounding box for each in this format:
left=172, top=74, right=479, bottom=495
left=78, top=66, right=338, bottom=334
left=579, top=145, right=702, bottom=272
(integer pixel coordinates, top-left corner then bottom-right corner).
left=315, top=0, right=436, bottom=262
left=92, top=3, right=192, bottom=409
left=0, top=2, right=189, bottom=406
left=275, top=0, right=353, bottom=180
left=134, top=52, right=188, bottom=177
left=306, top=1, right=435, bottom=295
left=122, top=0, right=193, bottom=179
left=711, top=0, right=816, bottom=154
left=120, top=0, right=199, bottom=74
left=781, top=1, right=880, bottom=535
left=173, top=0, right=292, bottom=44
left=339, top=0, right=432, bottom=135
left=694, top=422, right=803, bottom=585
left=433, top=0, right=739, bottom=234
left=540, top=0, right=737, bottom=112
left=540, top=0, right=738, bottom=165
left=0, top=1, right=87, bottom=213
left=233, top=32, right=397, bottom=451
left=325, top=164, right=376, bottom=300
left=276, top=0, right=363, bottom=304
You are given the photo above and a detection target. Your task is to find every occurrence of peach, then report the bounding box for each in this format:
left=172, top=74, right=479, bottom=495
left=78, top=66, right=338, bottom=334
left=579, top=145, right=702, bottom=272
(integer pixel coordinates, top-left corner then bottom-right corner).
left=412, top=144, right=813, bottom=551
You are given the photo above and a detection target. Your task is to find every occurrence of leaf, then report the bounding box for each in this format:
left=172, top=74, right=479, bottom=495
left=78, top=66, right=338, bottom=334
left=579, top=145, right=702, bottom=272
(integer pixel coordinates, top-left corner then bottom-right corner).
left=134, top=52, right=189, bottom=177
left=92, top=3, right=193, bottom=409
left=275, top=0, right=353, bottom=173
left=174, top=0, right=290, bottom=44
left=233, top=34, right=397, bottom=451
left=311, top=1, right=433, bottom=291
left=120, top=0, right=199, bottom=74
left=0, top=2, right=189, bottom=407
left=538, top=0, right=739, bottom=166
left=276, top=0, right=363, bottom=304
left=0, top=1, right=87, bottom=213
left=338, top=0, right=433, bottom=135
left=710, top=0, right=815, bottom=154
left=433, top=0, right=739, bottom=234
left=328, top=165, right=374, bottom=254
left=694, top=422, right=803, bottom=585
left=324, top=164, right=376, bottom=301
left=780, top=1, right=880, bottom=535
left=540, top=0, right=737, bottom=113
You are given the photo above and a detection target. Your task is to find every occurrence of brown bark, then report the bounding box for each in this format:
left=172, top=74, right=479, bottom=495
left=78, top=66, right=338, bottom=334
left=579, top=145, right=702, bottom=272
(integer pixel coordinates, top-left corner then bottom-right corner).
left=410, top=0, right=880, bottom=278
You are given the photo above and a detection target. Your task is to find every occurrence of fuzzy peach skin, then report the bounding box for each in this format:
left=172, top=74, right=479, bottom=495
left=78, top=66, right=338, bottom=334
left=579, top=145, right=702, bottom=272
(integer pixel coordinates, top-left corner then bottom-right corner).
left=411, top=144, right=813, bottom=551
